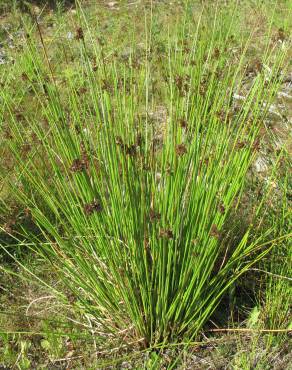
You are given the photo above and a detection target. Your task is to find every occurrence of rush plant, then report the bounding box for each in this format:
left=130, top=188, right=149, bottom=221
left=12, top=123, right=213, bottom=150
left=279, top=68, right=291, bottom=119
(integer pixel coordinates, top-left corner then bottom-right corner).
left=1, top=4, right=289, bottom=349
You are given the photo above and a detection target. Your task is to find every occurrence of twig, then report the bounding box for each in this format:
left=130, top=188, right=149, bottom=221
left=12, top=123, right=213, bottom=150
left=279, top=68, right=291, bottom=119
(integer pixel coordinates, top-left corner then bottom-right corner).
left=51, top=355, right=83, bottom=363
left=26, top=295, right=55, bottom=316
left=249, top=268, right=292, bottom=281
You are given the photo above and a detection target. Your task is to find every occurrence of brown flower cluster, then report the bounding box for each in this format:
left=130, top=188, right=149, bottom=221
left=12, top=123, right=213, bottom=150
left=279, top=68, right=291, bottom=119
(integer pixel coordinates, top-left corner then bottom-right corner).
left=252, top=138, right=261, bottom=151
left=174, top=74, right=190, bottom=96
left=83, top=200, right=102, bottom=216
left=21, top=143, right=32, bottom=159
left=179, top=118, right=188, bottom=130
left=149, top=208, right=161, bottom=222
left=210, top=224, right=220, bottom=239
left=217, top=202, right=225, bottom=214
left=235, top=141, right=246, bottom=150
left=70, top=143, right=90, bottom=173
left=213, top=47, right=220, bottom=59
left=175, top=144, right=187, bottom=157
left=116, top=136, right=141, bottom=157
left=159, top=228, right=174, bottom=239
left=276, top=28, right=286, bottom=42
left=75, top=27, right=84, bottom=41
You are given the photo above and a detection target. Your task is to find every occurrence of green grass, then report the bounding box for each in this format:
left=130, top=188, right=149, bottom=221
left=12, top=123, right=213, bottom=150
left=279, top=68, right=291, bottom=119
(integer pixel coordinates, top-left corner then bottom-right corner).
left=0, top=0, right=291, bottom=368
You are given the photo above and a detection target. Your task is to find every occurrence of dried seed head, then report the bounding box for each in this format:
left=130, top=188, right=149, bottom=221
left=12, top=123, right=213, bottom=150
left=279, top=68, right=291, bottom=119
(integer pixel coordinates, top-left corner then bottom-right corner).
left=3, top=127, right=13, bottom=140
left=70, top=159, right=83, bottom=172
left=218, top=202, right=225, bottom=214
left=199, top=157, right=209, bottom=169
left=70, top=158, right=88, bottom=173
left=31, top=132, right=40, bottom=143
left=179, top=118, right=188, bottom=129
left=210, top=224, right=220, bottom=239
left=14, top=110, right=24, bottom=121
left=83, top=200, right=102, bottom=215
left=21, top=72, right=29, bottom=81
left=235, top=141, right=245, bottom=149
left=125, top=144, right=136, bottom=156
left=159, top=228, right=173, bottom=239
left=254, top=59, right=262, bottom=72
left=70, top=143, right=90, bottom=172
left=116, top=136, right=137, bottom=156
left=80, top=142, right=90, bottom=165
left=213, top=47, right=220, bottom=59
left=115, top=136, right=124, bottom=146
left=175, top=144, right=187, bottom=156
left=149, top=208, right=161, bottom=222
left=67, top=293, right=77, bottom=304
left=174, top=75, right=189, bottom=96
left=252, top=138, right=261, bottom=151
left=82, top=153, right=90, bottom=168
left=75, top=27, right=84, bottom=40
left=277, top=28, right=285, bottom=41
left=101, top=79, right=114, bottom=93
left=21, top=143, right=32, bottom=158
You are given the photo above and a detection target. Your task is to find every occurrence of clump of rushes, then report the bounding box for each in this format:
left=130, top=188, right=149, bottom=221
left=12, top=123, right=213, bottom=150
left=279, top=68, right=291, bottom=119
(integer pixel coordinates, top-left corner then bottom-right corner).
left=1, top=5, right=289, bottom=350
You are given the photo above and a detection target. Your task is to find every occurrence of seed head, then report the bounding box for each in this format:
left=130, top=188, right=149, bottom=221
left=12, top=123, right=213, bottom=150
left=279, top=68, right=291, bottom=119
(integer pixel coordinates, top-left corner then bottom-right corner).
left=159, top=228, right=173, bottom=239
left=116, top=136, right=137, bottom=157
left=21, top=72, right=29, bottom=81
left=175, top=144, right=187, bottom=156
left=21, top=143, right=32, bottom=158
left=277, top=28, right=285, bottom=42
left=213, top=47, right=220, bottom=59
left=75, top=27, right=84, bottom=40
left=252, top=138, right=261, bottom=151
left=210, top=224, right=220, bottom=239
left=218, top=202, right=225, bottom=214
left=179, top=118, right=188, bottom=129
left=83, top=200, right=102, bottom=216
left=70, top=156, right=89, bottom=173
left=235, top=141, right=245, bottom=150
left=149, top=208, right=161, bottom=222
